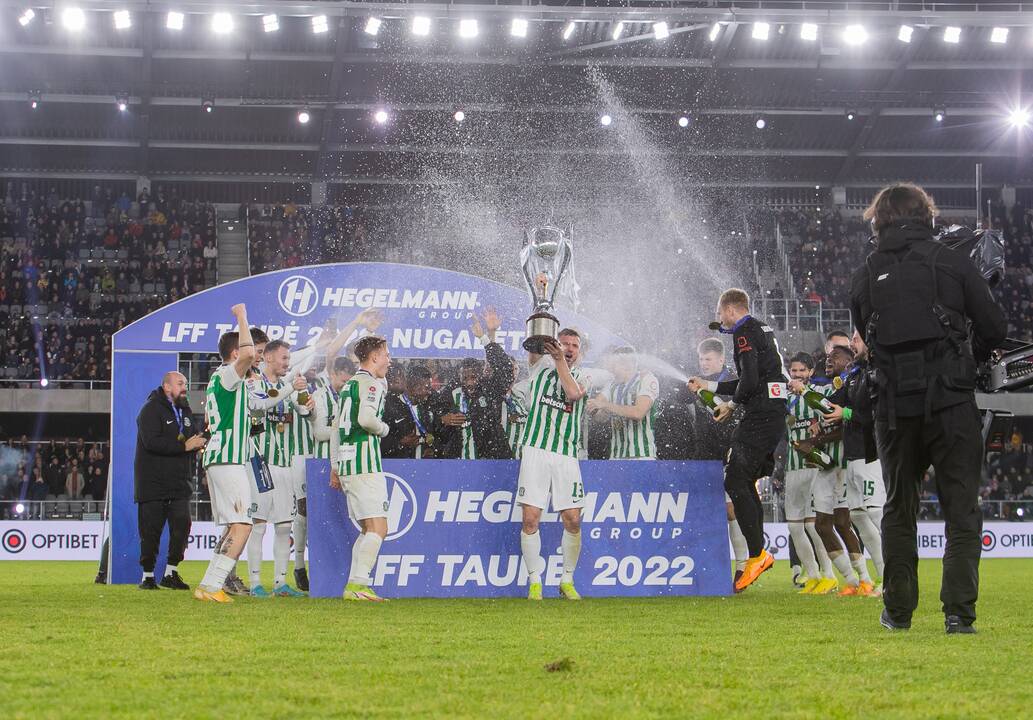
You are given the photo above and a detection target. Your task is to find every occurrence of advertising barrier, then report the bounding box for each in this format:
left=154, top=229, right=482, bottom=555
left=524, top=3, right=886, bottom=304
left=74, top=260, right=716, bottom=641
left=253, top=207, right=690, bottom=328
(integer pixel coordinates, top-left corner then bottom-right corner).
left=308, top=459, right=732, bottom=598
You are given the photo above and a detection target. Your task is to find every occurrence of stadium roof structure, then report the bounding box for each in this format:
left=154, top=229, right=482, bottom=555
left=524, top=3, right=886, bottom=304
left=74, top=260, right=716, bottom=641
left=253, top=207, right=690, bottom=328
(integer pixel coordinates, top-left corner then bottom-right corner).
left=1, top=1, right=1031, bottom=203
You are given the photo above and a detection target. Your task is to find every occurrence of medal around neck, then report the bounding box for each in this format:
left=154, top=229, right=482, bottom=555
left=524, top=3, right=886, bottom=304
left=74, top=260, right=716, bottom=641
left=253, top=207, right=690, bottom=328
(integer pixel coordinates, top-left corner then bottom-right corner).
left=520, top=224, right=577, bottom=354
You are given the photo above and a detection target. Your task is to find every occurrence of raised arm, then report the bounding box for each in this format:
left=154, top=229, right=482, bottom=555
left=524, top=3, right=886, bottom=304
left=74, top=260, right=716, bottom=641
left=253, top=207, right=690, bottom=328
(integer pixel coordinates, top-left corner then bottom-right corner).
left=231, top=304, right=255, bottom=378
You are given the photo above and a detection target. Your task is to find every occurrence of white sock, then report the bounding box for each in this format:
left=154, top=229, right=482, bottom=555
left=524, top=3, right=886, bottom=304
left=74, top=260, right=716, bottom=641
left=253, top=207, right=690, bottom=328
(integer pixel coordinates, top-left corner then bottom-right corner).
left=350, top=534, right=364, bottom=585
left=806, top=521, right=835, bottom=579
left=348, top=533, right=383, bottom=586
left=561, top=530, right=581, bottom=584
left=728, top=519, right=748, bottom=572
left=273, top=523, right=292, bottom=588
left=788, top=521, right=820, bottom=580
left=520, top=531, right=542, bottom=584
left=142, top=571, right=154, bottom=581
left=200, top=553, right=236, bottom=593
left=164, top=565, right=177, bottom=577
left=850, top=553, right=872, bottom=583
left=829, top=550, right=859, bottom=585
left=851, top=508, right=885, bottom=580
left=247, top=522, right=267, bottom=587
left=293, top=514, right=307, bottom=571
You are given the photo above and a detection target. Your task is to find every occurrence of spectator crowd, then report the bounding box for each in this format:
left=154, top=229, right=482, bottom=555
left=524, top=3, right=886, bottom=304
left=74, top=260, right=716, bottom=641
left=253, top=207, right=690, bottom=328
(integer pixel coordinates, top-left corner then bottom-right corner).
left=0, top=437, right=109, bottom=519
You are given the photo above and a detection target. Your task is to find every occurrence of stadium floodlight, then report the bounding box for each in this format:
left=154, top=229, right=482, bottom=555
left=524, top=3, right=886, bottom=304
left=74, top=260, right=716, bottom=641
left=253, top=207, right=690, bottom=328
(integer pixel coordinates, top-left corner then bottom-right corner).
left=898, top=25, right=914, bottom=43
left=40, top=378, right=49, bottom=388
left=934, top=108, right=946, bottom=122
left=846, top=110, right=857, bottom=121
left=653, top=22, right=669, bottom=40
left=262, top=14, right=279, bottom=33
left=166, top=11, right=184, bottom=30
left=454, top=110, right=465, bottom=123
left=364, top=17, right=381, bottom=36
left=563, top=21, right=576, bottom=40
left=312, top=15, right=329, bottom=34
left=990, top=27, right=1008, bottom=44
left=62, top=7, right=86, bottom=32
left=842, top=24, right=868, bottom=46
left=29, top=90, right=41, bottom=109
left=113, top=10, right=131, bottom=29
left=1008, top=107, right=1031, bottom=128
left=18, top=8, right=35, bottom=26
left=374, top=109, right=389, bottom=124
left=297, top=109, right=311, bottom=124
left=708, top=22, right=722, bottom=42
left=611, top=22, right=624, bottom=40
left=511, top=18, right=528, bottom=38
left=212, top=12, right=233, bottom=34
left=678, top=115, right=690, bottom=128
left=201, top=98, right=214, bottom=113
left=600, top=114, right=613, bottom=127
left=800, top=23, right=818, bottom=41
left=756, top=117, right=767, bottom=129
left=752, top=22, right=770, bottom=40
left=412, top=16, right=431, bottom=36
left=459, top=19, right=478, bottom=38
left=943, top=26, right=961, bottom=44
left=116, top=94, right=129, bottom=112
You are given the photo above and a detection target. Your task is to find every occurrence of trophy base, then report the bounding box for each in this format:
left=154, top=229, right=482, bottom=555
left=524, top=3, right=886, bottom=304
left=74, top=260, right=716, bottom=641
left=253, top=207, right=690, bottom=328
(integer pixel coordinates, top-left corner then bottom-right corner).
left=524, top=312, right=560, bottom=353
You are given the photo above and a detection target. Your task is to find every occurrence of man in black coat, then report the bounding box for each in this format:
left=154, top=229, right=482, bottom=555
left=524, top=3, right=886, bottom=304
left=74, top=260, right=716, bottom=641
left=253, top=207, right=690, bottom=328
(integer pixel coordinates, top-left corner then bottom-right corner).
left=382, top=365, right=438, bottom=459
left=436, top=309, right=515, bottom=459
left=134, top=371, right=207, bottom=590
left=850, top=183, right=1007, bottom=634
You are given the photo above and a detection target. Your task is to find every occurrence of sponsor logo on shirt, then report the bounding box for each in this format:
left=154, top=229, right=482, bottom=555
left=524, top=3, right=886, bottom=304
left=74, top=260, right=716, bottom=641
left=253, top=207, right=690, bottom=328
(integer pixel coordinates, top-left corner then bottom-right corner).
left=540, top=395, right=572, bottom=413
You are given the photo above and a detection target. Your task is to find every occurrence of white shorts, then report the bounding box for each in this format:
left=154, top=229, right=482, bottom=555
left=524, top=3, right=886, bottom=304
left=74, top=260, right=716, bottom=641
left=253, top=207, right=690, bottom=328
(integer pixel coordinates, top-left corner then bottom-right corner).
left=206, top=464, right=254, bottom=527
left=517, top=445, right=584, bottom=512
left=845, top=459, right=887, bottom=510
left=254, top=464, right=297, bottom=525
left=784, top=468, right=818, bottom=521
left=343, top=472, right=389, bottom=522
left=290, top=455, right=308, bottom=500
left=812, top=467, right=848, bottom=515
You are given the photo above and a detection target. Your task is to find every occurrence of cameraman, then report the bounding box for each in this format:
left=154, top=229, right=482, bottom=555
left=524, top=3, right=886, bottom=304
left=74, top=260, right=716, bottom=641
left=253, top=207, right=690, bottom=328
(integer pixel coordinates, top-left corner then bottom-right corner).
left=850, top=183, right=1006, bottom=634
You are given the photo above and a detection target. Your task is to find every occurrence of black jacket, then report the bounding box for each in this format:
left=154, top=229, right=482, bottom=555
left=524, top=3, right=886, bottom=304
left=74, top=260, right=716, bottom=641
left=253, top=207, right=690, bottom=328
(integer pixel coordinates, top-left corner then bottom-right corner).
left=694, top=367, right=740, bottom=460
left=134, top=387, right=199, bottom=502
left=828, top=359, right=878, bottom=462
left=714, top=317, right=788, bottom=420
left=437, top=342, right=515, bottom=459
left=850, top=222, right=1007, bottom=418
left=381, top=392, right=437, bottom=459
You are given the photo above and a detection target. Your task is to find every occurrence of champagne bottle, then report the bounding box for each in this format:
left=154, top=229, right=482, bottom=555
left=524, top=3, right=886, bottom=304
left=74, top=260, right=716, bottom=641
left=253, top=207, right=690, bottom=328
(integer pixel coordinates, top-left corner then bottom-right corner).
left=793, top=441, right=834, bottom=470
left=297, top=387, right=311, bottom=405
left=802, top=388, right=833, bottom=413
left=697, top=389, right=720, bottom=416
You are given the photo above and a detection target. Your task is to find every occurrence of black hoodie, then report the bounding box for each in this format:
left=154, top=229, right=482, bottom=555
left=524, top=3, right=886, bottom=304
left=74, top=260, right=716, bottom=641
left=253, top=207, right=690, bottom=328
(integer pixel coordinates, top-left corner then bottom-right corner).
left=849, top=221, right=1007, bottom=418
left=134, top=387, right=199, bottom=502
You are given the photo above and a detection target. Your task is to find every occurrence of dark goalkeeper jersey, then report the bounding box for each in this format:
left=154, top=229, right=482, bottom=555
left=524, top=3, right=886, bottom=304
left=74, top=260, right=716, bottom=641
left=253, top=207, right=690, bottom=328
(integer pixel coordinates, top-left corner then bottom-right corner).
left=714, top=315, right=789, bottom=418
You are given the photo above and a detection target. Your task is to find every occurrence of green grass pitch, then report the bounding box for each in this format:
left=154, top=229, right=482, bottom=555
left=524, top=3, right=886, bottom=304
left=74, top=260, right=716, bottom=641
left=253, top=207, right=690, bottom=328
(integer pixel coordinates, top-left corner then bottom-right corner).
left=2, top=560, right=1031, bottom=719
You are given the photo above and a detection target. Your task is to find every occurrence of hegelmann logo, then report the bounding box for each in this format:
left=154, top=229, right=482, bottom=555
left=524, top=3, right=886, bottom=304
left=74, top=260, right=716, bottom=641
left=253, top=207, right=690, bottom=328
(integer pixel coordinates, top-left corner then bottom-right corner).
left=351, top=473, right=418, bottom=541
left=278, top=275, right=319, bottom=317
left=2, top=529, right=26, bottom=553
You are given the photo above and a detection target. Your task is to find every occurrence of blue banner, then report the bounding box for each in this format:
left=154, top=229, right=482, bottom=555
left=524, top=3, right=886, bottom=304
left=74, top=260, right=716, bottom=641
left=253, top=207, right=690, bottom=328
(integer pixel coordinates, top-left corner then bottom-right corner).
left=112, top=263, right=626, bottom=360
left=309, top=459, right=731, bottom=598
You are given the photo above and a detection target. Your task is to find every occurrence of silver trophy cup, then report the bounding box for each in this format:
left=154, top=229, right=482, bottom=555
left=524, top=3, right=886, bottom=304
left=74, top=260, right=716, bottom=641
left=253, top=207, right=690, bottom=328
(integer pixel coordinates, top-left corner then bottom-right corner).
left=520, top=225, right=575, bottom=353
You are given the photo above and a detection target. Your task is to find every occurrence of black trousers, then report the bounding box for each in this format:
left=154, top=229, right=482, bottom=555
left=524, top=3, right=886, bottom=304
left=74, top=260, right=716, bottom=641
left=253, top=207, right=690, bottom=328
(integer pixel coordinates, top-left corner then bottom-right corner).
left=138, top=497, right=192, bottom=573
left=876, top=400, right=983, bottom=625
left=724, top=414, right=784, bottom=557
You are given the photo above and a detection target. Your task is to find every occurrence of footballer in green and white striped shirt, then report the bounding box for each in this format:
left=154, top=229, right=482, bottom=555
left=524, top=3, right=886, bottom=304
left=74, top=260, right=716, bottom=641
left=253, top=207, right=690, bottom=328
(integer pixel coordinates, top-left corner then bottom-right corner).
left=329, top=335, right=393, bottom=602
left=587, top=347, right=659, bottom=460
left=516, top=328, right=588, bottom=602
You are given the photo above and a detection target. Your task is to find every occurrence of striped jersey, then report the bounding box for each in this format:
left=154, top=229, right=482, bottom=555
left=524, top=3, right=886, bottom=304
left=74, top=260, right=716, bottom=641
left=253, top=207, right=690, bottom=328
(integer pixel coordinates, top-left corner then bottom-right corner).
left=520, top=356, right=588, bottom=459
left=502, top=393, right=528, bottom=460
left=311, top=384, right=341, bottom=460
left=335, top=370, right=387, bottom=476
left=291, top=383, right=316, bottom=459
left=605, top=371, right=660, bottom=460
left=203, top=364, right=251, bottom=466
left=450, top=387, right=476, bottom=459
left=816, top=383, right=847, bottom=469
left=786, top=384, right=844, bottom=470
left=255, top=375, right=295, bottom=467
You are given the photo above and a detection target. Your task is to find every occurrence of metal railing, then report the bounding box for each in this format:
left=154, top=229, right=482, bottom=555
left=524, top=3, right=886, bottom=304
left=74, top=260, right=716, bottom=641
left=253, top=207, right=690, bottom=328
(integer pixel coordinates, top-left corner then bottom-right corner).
left=753, top=298, right=824, bottom=333
left=0, top=377, right=111, bottom=390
